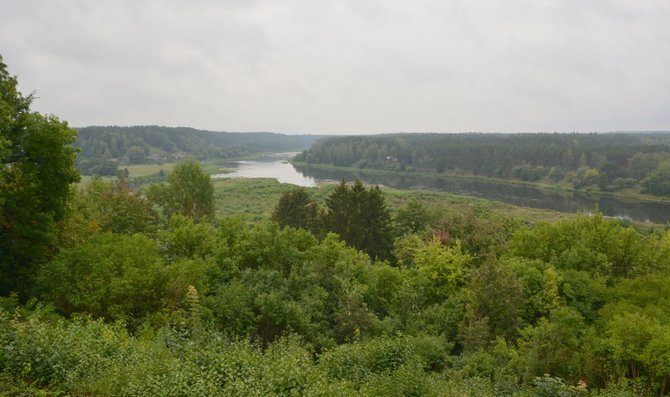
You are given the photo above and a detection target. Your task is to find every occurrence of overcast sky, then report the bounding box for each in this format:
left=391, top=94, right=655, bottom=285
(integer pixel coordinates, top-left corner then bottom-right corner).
left=1, top=1, right=669, bottom=134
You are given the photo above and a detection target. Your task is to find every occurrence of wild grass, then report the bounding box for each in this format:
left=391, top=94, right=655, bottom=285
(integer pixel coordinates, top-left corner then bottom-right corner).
left=213, top=177, right=573, bottom=226
left=122, top=163, right=176, bottom=177
left=83, top=161, right=658, bottom=229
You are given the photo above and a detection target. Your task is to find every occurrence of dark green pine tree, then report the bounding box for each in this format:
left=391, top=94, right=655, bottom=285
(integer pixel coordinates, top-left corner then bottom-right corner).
left=324, top=180, right=394, bottom=262
left=347, top=180, right=368, bottom=250
left=324, top=180, right=351, bottom=241
left=271, top=188, right=320, bottom=234
left=360, top=185, right=394, bottom=262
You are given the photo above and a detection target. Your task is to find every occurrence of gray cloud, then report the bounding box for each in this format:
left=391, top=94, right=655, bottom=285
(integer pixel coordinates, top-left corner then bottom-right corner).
left=1, top=0, right=668, bottom=134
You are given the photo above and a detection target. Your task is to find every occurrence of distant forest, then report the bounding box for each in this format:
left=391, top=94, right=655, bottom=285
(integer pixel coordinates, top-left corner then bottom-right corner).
left=6, top=53, right=670, bottom=395
left=295, top=132, right=670, bottom=196
left=75, top=126, right=320, bottom=175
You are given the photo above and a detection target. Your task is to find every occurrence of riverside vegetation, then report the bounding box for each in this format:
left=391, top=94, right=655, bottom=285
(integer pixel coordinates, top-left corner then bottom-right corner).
left=75, top=126, right=319, bottom=177
left=295, top=133, right=670, bottom=198
left=3, top=57, right=670, bottom=396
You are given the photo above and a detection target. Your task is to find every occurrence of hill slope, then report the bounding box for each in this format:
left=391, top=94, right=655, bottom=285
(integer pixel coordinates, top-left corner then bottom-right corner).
left=295, top=132, right=670, bottom=196
left=74, top=125, right=322, bottom=175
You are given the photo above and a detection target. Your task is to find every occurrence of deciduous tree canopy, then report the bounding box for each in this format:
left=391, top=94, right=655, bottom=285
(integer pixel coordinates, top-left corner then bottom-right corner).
left=147, top=159, right=214, bottom=221
left=0, top=56, right=79, bottom=296
left=4, top=55, right=670, bottom=396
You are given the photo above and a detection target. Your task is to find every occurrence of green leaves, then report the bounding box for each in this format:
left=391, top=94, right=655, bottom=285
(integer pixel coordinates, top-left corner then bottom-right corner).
left=148, top=160, right=214, bottom=221
left=415, top=239, right=471, bottom=301
left=85, top=177, right=158, bottom=235
left=642, top=160, right=670, bottom=196
left=517, top=307, right=586, bottom=383
left=0, top=57, right=79, bottom=296
left=34, top=232, right=212, bottom=329
left=510, top=214, right=655, bottom=279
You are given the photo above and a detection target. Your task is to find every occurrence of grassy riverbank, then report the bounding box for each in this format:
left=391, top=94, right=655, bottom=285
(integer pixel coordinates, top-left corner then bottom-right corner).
left=214, top=177, right=587, bottom=226
left=291, top=161, right=670, bottom=204
left=80, top=159, right=665, bottom=230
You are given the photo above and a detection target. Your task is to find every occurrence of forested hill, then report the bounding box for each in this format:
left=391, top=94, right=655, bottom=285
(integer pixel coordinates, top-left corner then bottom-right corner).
left=75, top=125, right=321, bottom=173
left=7, top=52, right=670, bottom=396
left=295, top=132, right=670, bottom=196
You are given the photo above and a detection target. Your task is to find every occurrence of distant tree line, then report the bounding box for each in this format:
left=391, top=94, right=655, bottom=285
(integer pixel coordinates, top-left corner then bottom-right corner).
left=6, top=55, right=670, bottom=396
left=75, top=126, right=320, bottom=176
left=294, top=132, right=670, bottom=196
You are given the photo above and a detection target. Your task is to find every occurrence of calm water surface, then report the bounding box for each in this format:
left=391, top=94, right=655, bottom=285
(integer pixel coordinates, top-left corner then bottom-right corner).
left=212, top=153, right=317, bottom=187
left=213, top=153, right=670, bottom=224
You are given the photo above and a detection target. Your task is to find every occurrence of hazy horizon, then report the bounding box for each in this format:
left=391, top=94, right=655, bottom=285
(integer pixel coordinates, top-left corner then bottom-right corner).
left=2, top=1, right=669, bottom=134
left=72, top=125, right=670, bottom=136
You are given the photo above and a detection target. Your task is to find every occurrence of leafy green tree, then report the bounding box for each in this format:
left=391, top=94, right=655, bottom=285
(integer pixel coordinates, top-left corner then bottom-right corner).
left=148, top=159, right=214, bottom=221
left=557, top=269, right=607, bottom=324
left=395, top=199, right=433, bottom=235
left=643, top=328, right=670, bottom=396
left=604, top=311, right=660, bottom=381
left=629, top=152, right=670, bottom=180
left=271, top=188, right=320, bottom=234
left=90, top=177, right=158, bottom=235
left=35, top=233, right=167, bottom=323
left=571, top=167, right=600, bottom=189
left=501, top=257, right=552, bottom=324
left=0, top=56, right=79, bottom=296
left=415, top=239, right=471, bottom=301
left=599, top=275, right=670, bottom=328
left=124, top=145, right=145, bottom=164
left=159, top=214, right=217, bottom=260
left=517, top=307, right=585, bottom=383
left=463, top=261, right=524, bottom=345
left=317, top=335, right=450, bottom=387
left=56, top=177, right=158, bottom=246
left=440, top=206, right=517, bottom=262
left=641, top=161, right=670, bottom=196
left=510, top=214, right=653, bottom=279
left=35, top=232, right=215, bottom=329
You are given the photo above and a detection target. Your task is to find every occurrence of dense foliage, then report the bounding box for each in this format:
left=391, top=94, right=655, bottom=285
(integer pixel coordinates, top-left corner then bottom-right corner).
left=0, top=56, right=79, bottom=296
left=4, top=207, right=670, bottom=395
left=295, top=133, right=670, bottom=196
left=75, top=125, right=320, bottom=175
left=271, top=188, right=321, bottom=235
left=4, top=57, right=670, bottom=396
left=147, top=160, right=215, bottom=221
left=272, top=181, right=395, bottom=261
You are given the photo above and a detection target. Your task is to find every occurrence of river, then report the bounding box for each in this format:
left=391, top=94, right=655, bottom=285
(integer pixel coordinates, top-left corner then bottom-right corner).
left=212, top=153, right=670, bottom=224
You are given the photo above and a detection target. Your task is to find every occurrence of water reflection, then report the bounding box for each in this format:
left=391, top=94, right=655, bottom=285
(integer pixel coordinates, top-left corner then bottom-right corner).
left=293, top=164, right=670, bottom=225
left=211, top=153, right=670, bottom=224
left=212, top=153, right=317, bottom=187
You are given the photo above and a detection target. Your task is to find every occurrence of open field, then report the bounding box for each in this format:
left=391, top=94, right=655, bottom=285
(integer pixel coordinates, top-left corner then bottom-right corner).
left=78, top=160, right=662, bottom=230
left=73, top=154, right=665, bottom=231
left=214, top=177, right=575, bottom=226
left=122, top=162, right=176, bottom=177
